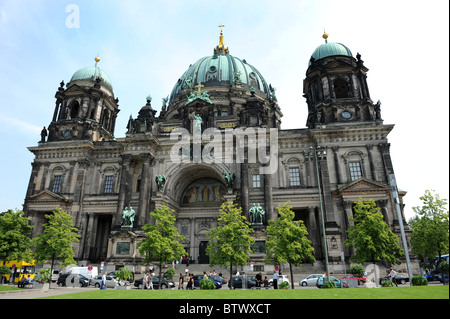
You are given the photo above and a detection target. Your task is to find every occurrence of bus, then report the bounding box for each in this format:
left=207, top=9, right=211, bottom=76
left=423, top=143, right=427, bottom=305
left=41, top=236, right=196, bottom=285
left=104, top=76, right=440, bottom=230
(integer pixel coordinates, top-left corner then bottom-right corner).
left=0, top=260, right=36, bottom=284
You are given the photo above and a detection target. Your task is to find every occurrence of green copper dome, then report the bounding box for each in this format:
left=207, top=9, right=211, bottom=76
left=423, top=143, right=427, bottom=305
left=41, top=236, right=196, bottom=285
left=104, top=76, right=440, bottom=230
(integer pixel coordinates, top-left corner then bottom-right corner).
left=309, top=42, right=353, bottom=65
left=70, top=66, right=113, bottom=91
left=169, top=54, right=269, bottom=105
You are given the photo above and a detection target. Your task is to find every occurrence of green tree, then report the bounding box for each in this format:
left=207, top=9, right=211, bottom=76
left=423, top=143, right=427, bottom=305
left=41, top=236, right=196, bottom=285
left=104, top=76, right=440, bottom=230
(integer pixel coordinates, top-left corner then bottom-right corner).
left=409, top=190, right=449, bottom=266
left=137, top=204, right=186, bottom=289
left=265, top=202, right=315, bottom=289
left=0, top=209, right=33, bottom=265
left=205, top=202, right=255, bottom=285
left=345, top=198, right=404, bottom=266
left=33, top=207, right=80, bottom=288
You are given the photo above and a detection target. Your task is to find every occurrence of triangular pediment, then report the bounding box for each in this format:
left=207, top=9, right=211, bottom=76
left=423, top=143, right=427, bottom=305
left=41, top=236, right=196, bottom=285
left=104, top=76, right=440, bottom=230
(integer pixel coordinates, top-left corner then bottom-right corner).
left=326, top=60, right=353, bottom=70
left=29, top=189, right=69, bottom=203
left=336, top=177, right=390, bottom=194
left=64, top=83, right=86, bottom=94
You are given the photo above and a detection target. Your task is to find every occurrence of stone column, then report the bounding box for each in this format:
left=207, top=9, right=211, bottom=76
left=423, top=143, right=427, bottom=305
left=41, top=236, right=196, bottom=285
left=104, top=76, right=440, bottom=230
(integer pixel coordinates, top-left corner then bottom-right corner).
left=240, top=163, right=249, bottom=220
left=40, top=162, right=50, bottom=191
left=114, top=154, right=132, bottom=227
left=25, top=162, right=40, bottom=198
left=366, top=144, right=377, bottom=181
left=73, top=160, right=90, bottom=226
left=332, top=146, right=342, bottom=184
left=308, top=206, right=321, bottom=258
left=263, top=168, right=274, bottom=222
left=138, top=153, right=152, bottom=228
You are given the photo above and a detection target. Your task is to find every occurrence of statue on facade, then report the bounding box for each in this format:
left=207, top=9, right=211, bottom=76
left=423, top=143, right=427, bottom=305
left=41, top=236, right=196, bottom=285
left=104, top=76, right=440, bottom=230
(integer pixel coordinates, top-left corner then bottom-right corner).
left=155, top=174, right=166, bottom=192
left=249, top=203, right=265, bottom=225
left=223, top=172, right=235, bottom=190
left=121, top=206, right=136, bottom=227
left=40, top=126, right=47, bottom=143
left=192, top=112, right=203, bottom=132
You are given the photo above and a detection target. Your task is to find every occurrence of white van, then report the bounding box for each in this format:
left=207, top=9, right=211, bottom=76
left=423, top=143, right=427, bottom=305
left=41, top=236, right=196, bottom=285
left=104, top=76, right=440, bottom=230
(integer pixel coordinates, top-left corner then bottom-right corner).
left=69, top=266, right=98, bottom=280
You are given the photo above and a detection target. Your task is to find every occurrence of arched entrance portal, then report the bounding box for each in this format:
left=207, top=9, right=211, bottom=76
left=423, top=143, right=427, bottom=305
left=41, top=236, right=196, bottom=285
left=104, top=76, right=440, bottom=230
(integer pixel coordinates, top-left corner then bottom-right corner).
left=163, top=163, right=231, bottom=264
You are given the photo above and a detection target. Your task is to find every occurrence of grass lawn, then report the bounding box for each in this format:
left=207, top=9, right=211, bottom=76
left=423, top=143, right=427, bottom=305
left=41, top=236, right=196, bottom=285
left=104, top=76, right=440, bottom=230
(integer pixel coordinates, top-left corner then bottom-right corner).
left=0, top=285, right=21, bottom=292
left=40, top=285, right=449, bottom=299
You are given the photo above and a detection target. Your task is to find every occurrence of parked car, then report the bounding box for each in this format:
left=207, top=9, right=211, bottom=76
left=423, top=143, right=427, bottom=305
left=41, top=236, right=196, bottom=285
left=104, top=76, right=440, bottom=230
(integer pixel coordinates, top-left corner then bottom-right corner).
left=90, top=275, right=117, bottom=288
left=426, top=270, right=449, bottom=283
left=316, top=275, right=341, bottom=288
left=193, top=274, right=222, bottom=289
left=211, top=275, right=227, bottom=286
left=51, top=269, right=61, bottom=282
left=57, top=273, right=90, bottom=287
left=134, top=276, right=175, bottom=289
left=269, top=275, right=290, bottom=286
left=299, top=274, right=322, bottom=286
left=378, top=274, right=409, bottom=285
left=231, top=276, right=257, bottom=289
left=339, top=274, right=367, bottom=285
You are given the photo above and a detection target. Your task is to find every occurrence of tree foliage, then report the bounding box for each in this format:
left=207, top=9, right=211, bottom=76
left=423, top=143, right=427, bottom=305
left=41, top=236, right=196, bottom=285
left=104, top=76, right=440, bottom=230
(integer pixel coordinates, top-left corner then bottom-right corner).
left=265, top=202, right=315, bottom=289
left=33, top=207, right=80, bottom=288
left=409, top=190, right=449, bottom=262
left=0, top=209, right=33, bottom=265
left=205, top=202, right=255, bottom=284
left=137, top=204, right=186, bottom=289
left=345, top=198, right=404, bottom=265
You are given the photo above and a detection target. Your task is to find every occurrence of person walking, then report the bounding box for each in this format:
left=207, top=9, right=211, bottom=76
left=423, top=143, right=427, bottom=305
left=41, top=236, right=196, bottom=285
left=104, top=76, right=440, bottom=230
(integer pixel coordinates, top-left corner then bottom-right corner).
left=179, top=273, right=184, bottom=289
left=388, top=267, right=398, bottom=287
left=142, top=273, right=149, bottom=289
left=149, top=272, right=154, bottom=290
left=186, top=274, right=193, bottom=290
left=255, top=272, right=262, bottom=287
left=101, top=272, right=107, bottom=290
left=272, top=270, right=278, bottom=289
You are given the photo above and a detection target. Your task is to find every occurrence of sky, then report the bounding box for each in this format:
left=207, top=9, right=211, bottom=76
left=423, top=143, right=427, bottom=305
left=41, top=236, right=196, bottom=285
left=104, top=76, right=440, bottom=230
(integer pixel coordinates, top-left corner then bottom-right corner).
left=0, top=0, right=448, bottom=220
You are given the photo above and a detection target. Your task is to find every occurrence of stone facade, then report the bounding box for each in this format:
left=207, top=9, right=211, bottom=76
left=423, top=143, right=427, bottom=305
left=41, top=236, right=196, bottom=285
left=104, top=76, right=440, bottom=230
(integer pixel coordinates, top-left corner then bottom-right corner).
left=23, top=35, right=414, bottom=273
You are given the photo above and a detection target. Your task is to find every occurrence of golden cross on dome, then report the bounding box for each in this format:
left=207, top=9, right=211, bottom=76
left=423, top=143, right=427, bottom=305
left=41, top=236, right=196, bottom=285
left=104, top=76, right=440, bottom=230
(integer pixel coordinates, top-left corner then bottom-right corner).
left=218, top=23, right=225, bottom=33
left=195, top=82, right=204, bottom=93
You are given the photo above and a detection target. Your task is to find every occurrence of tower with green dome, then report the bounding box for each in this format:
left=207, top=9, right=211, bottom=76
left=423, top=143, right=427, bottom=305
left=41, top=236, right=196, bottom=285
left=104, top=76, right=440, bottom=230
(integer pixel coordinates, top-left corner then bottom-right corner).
left=47, top=56, right=120, bottom=142
left=303, top=32, right=380, bottom=129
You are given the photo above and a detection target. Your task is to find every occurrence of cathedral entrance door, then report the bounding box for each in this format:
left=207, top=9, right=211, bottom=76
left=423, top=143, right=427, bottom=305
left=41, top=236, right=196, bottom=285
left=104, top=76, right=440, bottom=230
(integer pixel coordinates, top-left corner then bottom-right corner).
left=198, top=241, right=209, bottom=264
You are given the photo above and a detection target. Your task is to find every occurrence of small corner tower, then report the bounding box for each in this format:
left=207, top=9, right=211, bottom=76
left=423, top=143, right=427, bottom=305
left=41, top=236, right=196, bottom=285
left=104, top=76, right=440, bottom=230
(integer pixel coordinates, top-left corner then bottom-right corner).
left=47, top=56, right=120, bottom=142
left=303, top=33, right=382, bottom=129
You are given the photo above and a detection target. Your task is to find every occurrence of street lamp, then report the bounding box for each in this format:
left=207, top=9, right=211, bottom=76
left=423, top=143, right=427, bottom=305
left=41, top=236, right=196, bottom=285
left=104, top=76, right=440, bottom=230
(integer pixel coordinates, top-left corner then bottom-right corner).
left=389, top=174, right=413, bottom=286
left=310, top=145, right=330, bottom=282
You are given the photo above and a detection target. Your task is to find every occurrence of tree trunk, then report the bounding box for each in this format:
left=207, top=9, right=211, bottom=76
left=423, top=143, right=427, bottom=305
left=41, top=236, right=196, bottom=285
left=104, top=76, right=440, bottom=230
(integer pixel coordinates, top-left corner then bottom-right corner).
left=49, top=258, right=54, bottom=289
left=289, top=262, right=294, bottom=289
left=159, top=261, right=163, bottom=290
left=229, top=263, right=233, bottom=289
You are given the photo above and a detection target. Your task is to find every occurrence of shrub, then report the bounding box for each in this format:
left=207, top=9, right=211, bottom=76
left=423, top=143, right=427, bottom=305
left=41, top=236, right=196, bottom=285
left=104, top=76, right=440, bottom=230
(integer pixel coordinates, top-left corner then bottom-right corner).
left=34, top=268, right=51, bottom=284
left=349, top=264, right=365, bottom=278
left=323, top=281, right=337, bottom=288
left=115, top=267, right=132, bottom=281
left=164, top=268, right=176, bottom=280
left=199, top=278, right=216, bottom=290
left=0, top=265, right=10, bottom=277
left=412, top=275, right=428, bottom=286
left=279, top=281, right=289, bottom=289
left=381, top=280, right=394, bottom=287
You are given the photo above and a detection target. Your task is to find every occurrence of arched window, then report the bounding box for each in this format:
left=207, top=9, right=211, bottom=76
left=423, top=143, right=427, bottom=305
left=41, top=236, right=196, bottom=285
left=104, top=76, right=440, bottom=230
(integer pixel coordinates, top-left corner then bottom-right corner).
left=69, top=101, right=80, bottom=119
left=334, top=78, right=349, bottom=99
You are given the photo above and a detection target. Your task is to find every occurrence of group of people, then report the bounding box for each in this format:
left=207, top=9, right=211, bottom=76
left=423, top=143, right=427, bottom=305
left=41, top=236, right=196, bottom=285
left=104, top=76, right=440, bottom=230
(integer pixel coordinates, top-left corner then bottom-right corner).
left=179, top=273, right=195, bottom=290
left=17, top=275, right=32, bottom=288
left=255, top=272, right=270, bottom=288
left=141, top=272, right=155, bottom=290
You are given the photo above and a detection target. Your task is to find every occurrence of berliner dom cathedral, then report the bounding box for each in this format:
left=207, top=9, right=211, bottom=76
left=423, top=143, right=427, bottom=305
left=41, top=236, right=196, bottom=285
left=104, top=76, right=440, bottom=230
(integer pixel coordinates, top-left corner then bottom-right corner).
left=23, top=26, right=414, bottom=274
